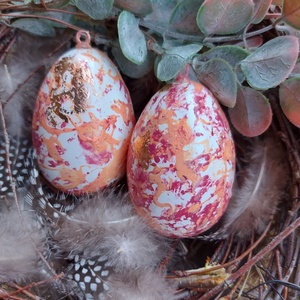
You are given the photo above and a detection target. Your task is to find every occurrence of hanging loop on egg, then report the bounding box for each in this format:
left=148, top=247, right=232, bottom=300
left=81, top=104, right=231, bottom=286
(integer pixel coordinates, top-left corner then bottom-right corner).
left=76, top=30, right=92, bottom=49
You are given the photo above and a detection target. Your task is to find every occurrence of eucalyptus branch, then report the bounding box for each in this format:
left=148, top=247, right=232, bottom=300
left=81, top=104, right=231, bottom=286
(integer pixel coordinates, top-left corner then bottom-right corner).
left=0, top=13, right=83, bottom=31
left=2, top=5, right=87, bottom=17
left=139, top=19, right=277, bottom=44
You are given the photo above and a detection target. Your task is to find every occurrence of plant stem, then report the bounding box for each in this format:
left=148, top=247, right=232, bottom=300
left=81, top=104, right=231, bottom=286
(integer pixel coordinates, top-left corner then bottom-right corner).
left=3, top=5, right=87, bottom=17
left=139, top=19, right=276, bottom=44
left=198, top=210, right=300, bottom=300
left=0, top=13, right=83, bottom=31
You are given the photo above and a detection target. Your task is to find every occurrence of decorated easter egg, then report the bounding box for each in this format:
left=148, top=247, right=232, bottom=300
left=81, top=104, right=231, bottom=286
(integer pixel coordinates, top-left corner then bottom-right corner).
left=127, top=72, right=235, bottom=238
left=32, top=31, right=135, bottom=194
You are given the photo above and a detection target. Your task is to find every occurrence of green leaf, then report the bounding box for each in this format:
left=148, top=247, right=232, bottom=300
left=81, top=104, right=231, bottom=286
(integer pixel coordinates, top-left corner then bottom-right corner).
left=35, top=7, right=75, bottom=28
left=240, top=36, right=299, bottom=90
left=144, top=0, right=179, bottom=27
left=118, top=11, right=147, bottom=65
left=197, top=0, right=254, bottom=35
left=114, top=0, right=153, bottom=16
left=33, top=0, right=53, bottom=3
left=73, top=0, right=113, bottom=20
left=193, top=58, right=237, bottom=107
left=166, top=44, right=202, bottom=57
left=11, top=18, right=56, bottom=37
left=155, top=44, right=202, bottom=81
left=282, top=0, right=300, bottom=30
left=291, top=59, right=300, bottom=76
left=155, top=54, right=184, bottom=82
left=252, top=0, right=272, bottom=24
left=279, top=78, right=300, bottom=127
left=228, top=86, right=272, bottom=137
left=169, top=0, right=205, bottom=35
left=112, top=47, right=156, bottom=79
left=194, top=45, right=250, bottom=83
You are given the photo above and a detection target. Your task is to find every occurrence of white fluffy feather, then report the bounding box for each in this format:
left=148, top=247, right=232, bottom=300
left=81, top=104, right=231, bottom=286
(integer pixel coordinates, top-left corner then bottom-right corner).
left=104, top=268, right=175, bottom=300
left=0, top=205, right=47, bottom=283
left=54, top=190, right=170, bottom=269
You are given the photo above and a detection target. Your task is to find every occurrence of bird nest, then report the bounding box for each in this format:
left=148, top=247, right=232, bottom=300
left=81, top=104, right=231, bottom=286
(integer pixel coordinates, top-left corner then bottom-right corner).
left=0, top=26, right=300, bottom=300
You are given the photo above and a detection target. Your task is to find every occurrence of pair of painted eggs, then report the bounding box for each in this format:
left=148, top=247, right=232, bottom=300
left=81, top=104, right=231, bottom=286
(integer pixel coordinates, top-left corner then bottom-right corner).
left=32, top=31, right=235, bottom=238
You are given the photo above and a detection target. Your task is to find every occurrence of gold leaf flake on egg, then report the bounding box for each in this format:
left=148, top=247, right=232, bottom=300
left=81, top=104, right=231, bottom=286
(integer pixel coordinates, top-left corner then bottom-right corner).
left=133, top=131, right=151, bottom=170
left=48, top=57, right=92, bottom=127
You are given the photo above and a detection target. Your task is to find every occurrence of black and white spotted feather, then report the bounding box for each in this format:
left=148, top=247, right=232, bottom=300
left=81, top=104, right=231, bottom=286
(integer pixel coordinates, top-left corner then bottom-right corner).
left=20, top=150, right=171, bottom=299
left=0, top=137, right=31, bottom=198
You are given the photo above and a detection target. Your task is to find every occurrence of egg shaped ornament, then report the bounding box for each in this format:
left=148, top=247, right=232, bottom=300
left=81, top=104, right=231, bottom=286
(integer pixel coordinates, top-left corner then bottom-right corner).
left=127, top=72, right=235, bottom=238
left=32, top=31, right=135, bottom=194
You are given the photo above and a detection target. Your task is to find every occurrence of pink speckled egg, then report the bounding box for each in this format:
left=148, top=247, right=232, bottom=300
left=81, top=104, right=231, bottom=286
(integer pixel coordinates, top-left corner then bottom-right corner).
left=32, top=31, right=135, bottom=194
left=127, top=73, right=235, bottom=238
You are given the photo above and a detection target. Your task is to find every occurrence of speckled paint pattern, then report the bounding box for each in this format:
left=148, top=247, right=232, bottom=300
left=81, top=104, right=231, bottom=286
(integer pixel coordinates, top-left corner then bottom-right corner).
left=32, top=31, right=135, bottom=194
left=127, top=75, right=235, bottom=238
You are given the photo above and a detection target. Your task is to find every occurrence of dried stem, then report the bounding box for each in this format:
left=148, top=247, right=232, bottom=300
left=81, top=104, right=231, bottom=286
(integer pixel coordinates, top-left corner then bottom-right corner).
left=198, top=210, right=300, bottom=300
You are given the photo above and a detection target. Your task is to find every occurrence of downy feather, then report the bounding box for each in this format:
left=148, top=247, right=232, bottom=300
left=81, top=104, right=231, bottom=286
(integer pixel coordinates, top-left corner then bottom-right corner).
left=0, top=203, right=47, bottom=283
left=54, top=191, right=170, bottom=270
left=222, top=136, right=289, bottom=238
left=104, top=268, right=175, bottom=300
left=0, top=32, right=69, bottom=137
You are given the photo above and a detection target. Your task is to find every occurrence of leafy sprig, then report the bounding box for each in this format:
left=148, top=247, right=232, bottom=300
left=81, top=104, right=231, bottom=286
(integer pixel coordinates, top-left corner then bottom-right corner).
left=1, top=0, right=300, bottom=136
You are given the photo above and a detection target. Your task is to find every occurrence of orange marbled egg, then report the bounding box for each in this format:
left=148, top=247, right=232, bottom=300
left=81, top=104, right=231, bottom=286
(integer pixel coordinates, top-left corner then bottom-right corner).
left=32, top=31, right=135, bottom=194
left=127, top=73, right=235, bottom=238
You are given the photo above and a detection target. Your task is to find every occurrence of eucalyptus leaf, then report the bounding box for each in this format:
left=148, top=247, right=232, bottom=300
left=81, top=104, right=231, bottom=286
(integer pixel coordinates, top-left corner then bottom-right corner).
left=197, top=0, right=254, bottom=35
left=33, top=0, right=53, bottom=3
left=282, top=0, right=300, bottom=30
left=112, top=47, right=156, bottom=79
left=162, top=38, right=186, bottom=49
left=73, top=0, right=113, bottom=20
left=49, top=0, right=73, bottom=8
left=114, top=0, right=153, bottom=16
left=194, top=45, right=250, bottom=83
left=36, top=8, right=75, bottom=28
left=169, top=0, right=205, bottom=35
left=155, top=44, right=202, bottom=81
left=228, top=86, right=272, bottom=137
left=193, top=58, right=237, bottom=107
left=166, top=44, right=202, bottom=57
left=279, top=78, right=300, bottom=127
left=291, top=59, right=300, bottom=76
left=155, top=54, right=185, bottom=82
left=118, top=11, right=147, bottom=65
left=11, top=18, right=56, bottom=37
left=144, top=0, right=180, bottom=27
left=241, top=36, right=299, bottom=90
left=252, top=0, right=272, bottom=24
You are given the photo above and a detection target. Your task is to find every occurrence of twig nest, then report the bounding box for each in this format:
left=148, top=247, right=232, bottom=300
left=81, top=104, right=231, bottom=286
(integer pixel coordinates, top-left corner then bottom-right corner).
left=127, top=72, right=236, bottom=238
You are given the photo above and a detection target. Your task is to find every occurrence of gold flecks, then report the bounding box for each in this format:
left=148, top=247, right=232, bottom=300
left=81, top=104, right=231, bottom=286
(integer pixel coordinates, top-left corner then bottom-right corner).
left=48, top=56, right=92, bottom=126
left=133, top=131, right=151, bottom=170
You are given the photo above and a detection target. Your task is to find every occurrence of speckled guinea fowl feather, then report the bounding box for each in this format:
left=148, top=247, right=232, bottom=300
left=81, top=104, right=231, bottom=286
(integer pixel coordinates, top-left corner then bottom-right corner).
left=0, top=137, right=31, bottom=197
left=65, top=253, right=114, bottom=297
left=21, top=150, right=117, bottom=298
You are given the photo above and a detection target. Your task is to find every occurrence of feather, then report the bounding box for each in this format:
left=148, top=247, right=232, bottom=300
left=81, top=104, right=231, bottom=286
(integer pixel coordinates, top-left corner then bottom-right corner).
left=222, top=136, right=290, bottom=238
left=104, top=268, right=175, bottom=300
left=0, top=201, right=47, bottom=283
left=0, top=32, right=70, bottom=137
left=54, top=191, right=170, bottom=270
